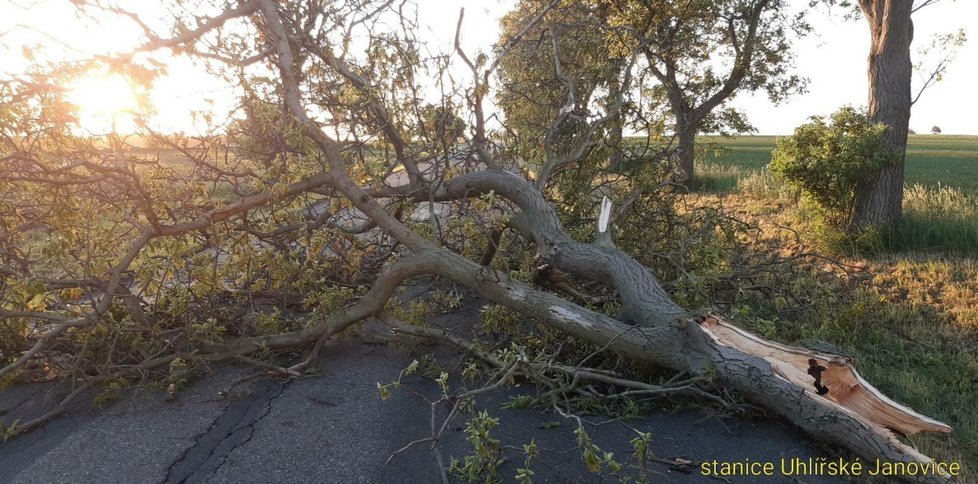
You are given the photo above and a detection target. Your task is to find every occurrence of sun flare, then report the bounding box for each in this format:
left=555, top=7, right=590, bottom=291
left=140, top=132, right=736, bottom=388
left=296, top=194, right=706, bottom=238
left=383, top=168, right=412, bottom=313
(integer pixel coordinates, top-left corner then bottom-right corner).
left=65, top=74, right=140, bottom=134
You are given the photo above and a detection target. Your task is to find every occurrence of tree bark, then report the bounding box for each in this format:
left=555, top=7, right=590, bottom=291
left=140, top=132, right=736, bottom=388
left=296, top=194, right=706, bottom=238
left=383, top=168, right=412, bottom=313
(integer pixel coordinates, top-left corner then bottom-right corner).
left=852, top=0, right=914, bottom=227
left=675, top=122, right=697, bottom=183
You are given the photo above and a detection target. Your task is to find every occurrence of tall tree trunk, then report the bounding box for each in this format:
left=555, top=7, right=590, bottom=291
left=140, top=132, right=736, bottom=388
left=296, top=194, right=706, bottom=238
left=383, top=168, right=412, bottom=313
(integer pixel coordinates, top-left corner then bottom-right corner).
left=675, top=121, right=697, bottom=183
left=852, top=0, right=913, bottom=227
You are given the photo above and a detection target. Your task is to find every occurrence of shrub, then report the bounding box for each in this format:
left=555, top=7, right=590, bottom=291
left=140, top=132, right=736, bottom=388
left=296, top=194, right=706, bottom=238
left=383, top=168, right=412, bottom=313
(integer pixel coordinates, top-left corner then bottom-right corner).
left=770, top=107, right=894, bottom=227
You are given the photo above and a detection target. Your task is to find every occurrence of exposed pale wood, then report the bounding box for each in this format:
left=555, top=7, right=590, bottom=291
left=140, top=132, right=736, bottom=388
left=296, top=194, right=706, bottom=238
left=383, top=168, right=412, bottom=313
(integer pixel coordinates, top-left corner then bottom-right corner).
left=698, top=315, right=951, bottom=435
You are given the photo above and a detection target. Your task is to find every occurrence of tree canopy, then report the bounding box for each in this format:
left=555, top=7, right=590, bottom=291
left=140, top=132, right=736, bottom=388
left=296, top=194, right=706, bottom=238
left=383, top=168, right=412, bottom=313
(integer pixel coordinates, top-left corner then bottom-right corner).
left=497, top=0, right=808, bottom=183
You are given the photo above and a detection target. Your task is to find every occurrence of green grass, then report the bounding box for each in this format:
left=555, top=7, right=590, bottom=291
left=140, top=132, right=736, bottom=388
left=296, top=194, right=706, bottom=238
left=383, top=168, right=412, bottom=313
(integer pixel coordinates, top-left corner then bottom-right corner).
left=682, top=134, right=978, bottom=473
left=774, top=278, right=978, bottom=476
left=700, top=135, right=777, bottom=172
left=882, top=184, right=978, bottom=254
left=904, top=135, right=978, bottom=194
left=700, top=134, right=978, bottom=254
left=701, top=134, right=978, bottom=195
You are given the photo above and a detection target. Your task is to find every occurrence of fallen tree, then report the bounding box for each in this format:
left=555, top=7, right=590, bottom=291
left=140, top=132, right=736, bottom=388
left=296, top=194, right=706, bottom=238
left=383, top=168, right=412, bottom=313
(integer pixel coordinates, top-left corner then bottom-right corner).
left=0, top=1, right=951, bottom=481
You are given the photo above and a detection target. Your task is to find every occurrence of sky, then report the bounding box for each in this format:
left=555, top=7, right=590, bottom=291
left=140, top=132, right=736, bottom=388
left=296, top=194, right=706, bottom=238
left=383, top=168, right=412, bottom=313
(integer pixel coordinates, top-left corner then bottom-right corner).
left=731, top=1, right=978, bottom=135
left=1, top=0, right=975, bottom=135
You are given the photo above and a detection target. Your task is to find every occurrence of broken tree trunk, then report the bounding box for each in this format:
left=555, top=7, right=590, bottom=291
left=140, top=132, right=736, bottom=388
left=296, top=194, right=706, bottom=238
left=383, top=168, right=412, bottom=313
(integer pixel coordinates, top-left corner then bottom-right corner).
left=425, top=169, right=951, bottom=480
left=255, top=6, right=953, bottom=477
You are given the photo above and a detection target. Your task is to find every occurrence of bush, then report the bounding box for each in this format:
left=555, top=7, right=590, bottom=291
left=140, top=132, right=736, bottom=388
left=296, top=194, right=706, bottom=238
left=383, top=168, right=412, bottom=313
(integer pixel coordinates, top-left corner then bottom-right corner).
left=770, top=107, right=894, bottom=227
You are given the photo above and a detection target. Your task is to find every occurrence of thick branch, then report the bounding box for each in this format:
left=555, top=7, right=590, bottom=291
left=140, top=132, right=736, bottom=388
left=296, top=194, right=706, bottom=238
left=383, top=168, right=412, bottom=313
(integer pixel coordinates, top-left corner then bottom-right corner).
left=442, top=169, right=685, bottom=326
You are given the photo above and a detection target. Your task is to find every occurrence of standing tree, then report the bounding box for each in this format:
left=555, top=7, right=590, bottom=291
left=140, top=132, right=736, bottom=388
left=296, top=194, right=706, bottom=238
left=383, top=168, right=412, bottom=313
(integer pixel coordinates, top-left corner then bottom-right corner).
left=497, top=0, right=807, bottom=185
left=931, top=125, right=942, bottom=134
left=612, top=0, right=807, bottom=182
left=0, top=0, right=953, bottom=476
left=848, top=0, right=961, bottom=226
left=849, top=0, right=916, bottom=226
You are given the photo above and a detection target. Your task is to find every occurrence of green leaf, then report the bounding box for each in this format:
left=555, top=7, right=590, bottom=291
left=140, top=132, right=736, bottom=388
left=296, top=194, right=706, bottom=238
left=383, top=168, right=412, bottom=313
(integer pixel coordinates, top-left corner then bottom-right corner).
left=584, top=449, right=601, bottom=473
left=26, top=293, right=46, bottom=311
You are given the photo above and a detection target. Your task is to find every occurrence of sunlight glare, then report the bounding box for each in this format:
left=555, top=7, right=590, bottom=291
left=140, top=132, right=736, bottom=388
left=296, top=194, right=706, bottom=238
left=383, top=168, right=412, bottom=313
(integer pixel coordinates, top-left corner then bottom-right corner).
left=65, top=74, right=140, bottom=134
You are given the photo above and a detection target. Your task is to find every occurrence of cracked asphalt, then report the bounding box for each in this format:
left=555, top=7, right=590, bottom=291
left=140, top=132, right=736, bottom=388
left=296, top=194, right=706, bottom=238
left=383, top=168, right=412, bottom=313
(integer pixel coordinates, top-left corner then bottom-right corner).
left=0, top=339, right=847, bottom=483
left=164, top=378, right=286, bottom=483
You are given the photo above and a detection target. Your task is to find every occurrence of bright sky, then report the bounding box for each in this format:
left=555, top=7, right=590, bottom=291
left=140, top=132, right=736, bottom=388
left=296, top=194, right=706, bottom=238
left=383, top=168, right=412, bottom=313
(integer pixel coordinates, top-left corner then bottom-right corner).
left=732, top=1, right=978, bottom=135
left=1, top=0, right=975, bottom=135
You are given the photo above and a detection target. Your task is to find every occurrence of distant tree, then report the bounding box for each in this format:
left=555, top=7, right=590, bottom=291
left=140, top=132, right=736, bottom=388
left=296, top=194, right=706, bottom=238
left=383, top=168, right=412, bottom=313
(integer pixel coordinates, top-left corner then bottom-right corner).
left=497, top=0, right=807, bottom=184
left=908, top=128, right=916, bottom=134
left=618, top=0, right=808, bottom=182
left=931, top=125, right=942, bottom=135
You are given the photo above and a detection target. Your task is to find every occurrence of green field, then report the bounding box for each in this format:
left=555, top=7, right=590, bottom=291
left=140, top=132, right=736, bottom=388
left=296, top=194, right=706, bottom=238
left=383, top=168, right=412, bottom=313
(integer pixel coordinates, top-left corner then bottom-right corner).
left=700, top=134, right=978, bottom=194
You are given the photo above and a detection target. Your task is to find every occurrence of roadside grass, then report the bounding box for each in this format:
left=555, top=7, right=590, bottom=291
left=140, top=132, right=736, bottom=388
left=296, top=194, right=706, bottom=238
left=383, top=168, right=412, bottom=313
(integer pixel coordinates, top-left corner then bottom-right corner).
left=685, top=136, right=978, bottom=478
left=690, top=183, right=978, bottom=477
left=732, top=166, right=978, bottom=256
left=753, top=267, right=978, bottom=476
left=821, top=278, right=978, bottom=476
left=690, top=161, right=744, bottom=193
left=826, top=257, right=976, bottom=476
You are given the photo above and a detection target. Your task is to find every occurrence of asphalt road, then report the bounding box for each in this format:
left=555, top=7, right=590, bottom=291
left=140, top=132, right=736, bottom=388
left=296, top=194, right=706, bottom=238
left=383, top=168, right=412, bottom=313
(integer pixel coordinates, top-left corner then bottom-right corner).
left=0, top=335, right=849, bottom=484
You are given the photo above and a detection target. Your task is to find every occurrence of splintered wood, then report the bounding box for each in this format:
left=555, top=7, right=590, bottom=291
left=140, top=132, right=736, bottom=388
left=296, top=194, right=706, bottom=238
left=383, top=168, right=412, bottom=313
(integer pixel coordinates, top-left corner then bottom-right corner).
left=697, top=315, right=952, bottom=436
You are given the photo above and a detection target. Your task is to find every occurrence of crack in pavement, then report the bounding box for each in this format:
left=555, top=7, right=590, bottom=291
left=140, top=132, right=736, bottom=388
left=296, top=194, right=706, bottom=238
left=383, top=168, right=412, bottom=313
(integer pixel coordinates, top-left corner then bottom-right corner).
left=0, top=384, right=48, bottom=418
left=162, top=378, right=287, bottom=484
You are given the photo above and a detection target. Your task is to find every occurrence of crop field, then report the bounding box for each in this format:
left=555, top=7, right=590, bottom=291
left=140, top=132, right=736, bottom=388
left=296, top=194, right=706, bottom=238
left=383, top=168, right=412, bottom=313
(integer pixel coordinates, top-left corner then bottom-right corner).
left=700, top=134, right=978, bottom=195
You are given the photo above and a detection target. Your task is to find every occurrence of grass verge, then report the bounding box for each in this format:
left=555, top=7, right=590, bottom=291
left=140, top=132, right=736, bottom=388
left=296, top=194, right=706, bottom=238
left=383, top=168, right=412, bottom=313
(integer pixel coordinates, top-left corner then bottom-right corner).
left=681, top=159, right=978, bottom=478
